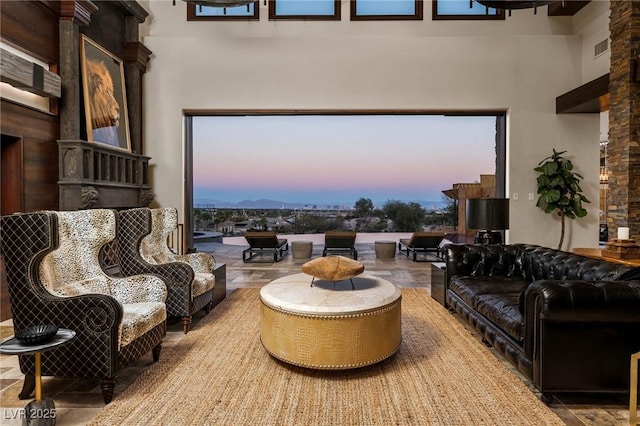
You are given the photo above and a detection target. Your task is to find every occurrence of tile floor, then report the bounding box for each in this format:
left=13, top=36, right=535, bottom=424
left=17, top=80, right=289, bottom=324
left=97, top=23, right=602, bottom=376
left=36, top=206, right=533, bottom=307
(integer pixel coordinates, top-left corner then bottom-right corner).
left=0, top=241, right=633, bottom=425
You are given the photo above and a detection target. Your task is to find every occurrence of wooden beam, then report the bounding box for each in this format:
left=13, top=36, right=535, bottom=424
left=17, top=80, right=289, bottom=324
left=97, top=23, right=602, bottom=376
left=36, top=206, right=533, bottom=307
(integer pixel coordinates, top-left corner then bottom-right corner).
left=556, top=74, right=609, bottom=114
left=547, top=0, right=590, bottom=16
left=0, top=48, right=61, bottom=98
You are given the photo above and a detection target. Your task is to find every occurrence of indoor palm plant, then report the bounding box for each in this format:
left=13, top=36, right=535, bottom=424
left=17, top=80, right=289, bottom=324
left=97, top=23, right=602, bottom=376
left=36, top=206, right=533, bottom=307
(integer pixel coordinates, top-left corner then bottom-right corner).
left=534, top=149, right=590, bottom=250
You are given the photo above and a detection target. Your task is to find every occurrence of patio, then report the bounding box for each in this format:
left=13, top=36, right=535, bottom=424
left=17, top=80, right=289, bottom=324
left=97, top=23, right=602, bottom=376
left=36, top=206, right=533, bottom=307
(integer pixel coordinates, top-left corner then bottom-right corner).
left=195, top=233, right=436, bottom=291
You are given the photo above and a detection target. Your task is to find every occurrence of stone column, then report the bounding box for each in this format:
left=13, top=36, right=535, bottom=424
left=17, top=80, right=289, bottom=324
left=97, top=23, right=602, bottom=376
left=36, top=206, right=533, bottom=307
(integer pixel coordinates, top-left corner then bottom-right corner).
left=608, top=1, right=640, bottom=239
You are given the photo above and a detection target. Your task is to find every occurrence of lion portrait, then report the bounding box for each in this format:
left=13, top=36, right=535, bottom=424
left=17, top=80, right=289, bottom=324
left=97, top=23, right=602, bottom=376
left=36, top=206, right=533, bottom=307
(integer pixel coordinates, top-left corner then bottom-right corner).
left=86, top=58, right=120, bottom=130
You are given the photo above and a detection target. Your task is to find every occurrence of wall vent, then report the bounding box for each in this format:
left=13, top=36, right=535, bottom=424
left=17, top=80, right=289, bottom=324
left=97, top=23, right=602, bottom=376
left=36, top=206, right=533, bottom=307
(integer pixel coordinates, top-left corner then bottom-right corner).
left=594, top=39, right=608, bottom=58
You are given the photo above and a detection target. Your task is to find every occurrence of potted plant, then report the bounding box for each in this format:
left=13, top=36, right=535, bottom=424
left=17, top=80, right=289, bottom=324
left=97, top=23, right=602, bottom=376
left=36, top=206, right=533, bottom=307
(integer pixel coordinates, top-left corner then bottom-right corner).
left=534, top=149, right=590, bottom=250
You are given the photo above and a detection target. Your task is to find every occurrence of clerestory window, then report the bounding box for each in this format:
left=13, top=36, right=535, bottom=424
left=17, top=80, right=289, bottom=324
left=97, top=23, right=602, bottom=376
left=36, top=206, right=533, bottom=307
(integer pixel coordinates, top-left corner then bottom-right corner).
left=187, top=2, right=259, bottom=20
left=269, top=0, right=341, bottom=21
left=351, top=0, right=423, bottom=21
left=432, top=0, right=504, bottom=20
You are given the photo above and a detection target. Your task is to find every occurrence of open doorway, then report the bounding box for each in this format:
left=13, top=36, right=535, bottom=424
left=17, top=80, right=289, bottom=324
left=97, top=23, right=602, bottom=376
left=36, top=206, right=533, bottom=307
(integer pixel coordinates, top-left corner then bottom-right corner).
left=184, top=111, right=506, bottom=249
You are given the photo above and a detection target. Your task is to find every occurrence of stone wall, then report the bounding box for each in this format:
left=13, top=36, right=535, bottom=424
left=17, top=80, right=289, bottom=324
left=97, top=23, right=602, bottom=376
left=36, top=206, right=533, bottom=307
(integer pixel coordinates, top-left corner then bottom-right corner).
left=608, top=1, right=640, bottom=240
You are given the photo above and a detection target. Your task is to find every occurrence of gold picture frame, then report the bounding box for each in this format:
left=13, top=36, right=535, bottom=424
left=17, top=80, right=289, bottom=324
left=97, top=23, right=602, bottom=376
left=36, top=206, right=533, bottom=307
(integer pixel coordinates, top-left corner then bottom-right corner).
left=80, top=35, right=131, bottom=152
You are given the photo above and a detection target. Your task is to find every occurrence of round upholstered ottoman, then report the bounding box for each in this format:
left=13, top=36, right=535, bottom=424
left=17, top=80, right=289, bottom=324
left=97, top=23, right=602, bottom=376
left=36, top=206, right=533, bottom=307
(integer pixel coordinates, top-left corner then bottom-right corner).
left=291, top=241, right=313, bottom=259
left=375, top=240, right=396, bottom=258
left=260, top=273, right=402, bottom=369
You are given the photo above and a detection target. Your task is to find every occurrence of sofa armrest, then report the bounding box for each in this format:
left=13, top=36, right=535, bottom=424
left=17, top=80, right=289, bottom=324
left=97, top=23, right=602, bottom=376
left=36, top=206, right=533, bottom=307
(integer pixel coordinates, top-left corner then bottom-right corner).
left=110, top=275, right=168, bottom=304
left=522, top=279, right=640, bottom=391
left=524, top=279, right=640, bottom=320
left=119, top=256, right=194, bottom=293
left=523, top=279, right=640, bottom=356
left=28, top=293, right=123, bottom=335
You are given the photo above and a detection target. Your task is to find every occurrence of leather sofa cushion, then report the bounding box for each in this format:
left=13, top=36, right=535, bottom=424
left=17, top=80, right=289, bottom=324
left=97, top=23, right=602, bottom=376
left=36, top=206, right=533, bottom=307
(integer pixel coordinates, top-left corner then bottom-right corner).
left=449, top=276, right=527, bottom=342
left=474, top=293, right=524, bottom=342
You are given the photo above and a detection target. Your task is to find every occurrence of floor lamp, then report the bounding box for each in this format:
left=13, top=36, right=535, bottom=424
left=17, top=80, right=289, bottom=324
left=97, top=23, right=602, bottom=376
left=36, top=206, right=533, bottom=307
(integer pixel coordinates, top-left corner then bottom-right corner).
left=466, top=198, right=510, bottom=244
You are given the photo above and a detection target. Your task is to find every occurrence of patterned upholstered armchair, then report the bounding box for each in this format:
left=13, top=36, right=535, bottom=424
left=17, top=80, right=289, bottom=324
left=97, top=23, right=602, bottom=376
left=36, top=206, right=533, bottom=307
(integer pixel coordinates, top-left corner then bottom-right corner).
left=116, top=207, right=217, bottom=333
left=0, top=210, right=167, bottom=404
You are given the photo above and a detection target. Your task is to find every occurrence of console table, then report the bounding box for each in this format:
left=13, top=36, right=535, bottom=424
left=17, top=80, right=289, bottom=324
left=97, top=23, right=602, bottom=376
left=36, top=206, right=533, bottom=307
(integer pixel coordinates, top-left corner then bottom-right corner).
left=572, top=248, right=640, bottom=267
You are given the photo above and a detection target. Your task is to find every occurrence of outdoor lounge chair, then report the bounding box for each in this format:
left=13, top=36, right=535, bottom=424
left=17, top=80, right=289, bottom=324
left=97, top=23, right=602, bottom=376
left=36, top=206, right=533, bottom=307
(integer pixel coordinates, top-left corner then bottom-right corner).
left=398, top=231, right=445, bottom=262
left=322, top=231, right=358, bottom=260
left=243, top=231, right=289, bottom=262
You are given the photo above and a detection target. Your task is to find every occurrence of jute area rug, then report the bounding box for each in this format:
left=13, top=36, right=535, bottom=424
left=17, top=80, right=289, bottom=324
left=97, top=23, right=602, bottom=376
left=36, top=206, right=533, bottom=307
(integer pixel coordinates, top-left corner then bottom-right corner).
left=89, top=288, right=563, bottom=426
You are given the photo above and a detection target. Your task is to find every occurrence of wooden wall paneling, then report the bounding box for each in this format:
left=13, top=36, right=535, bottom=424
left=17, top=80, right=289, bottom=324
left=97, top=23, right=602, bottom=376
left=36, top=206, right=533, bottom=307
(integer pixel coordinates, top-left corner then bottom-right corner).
left=1, top=99, right=60, bottom=212
left=0, top=0, right=59, bottom=64
left=0, top=0, right=60, bottom=321
left=23, top=142, right=60, bottom=211
left=1, top=134, right=23, bottom=215
left=1, top=100, right=59, bottom=141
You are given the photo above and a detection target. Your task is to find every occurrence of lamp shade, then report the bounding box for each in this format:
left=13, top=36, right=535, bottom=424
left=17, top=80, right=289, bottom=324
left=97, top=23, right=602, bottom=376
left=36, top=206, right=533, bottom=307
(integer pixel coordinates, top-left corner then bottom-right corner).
left=466, top=198, right=510, bottom=230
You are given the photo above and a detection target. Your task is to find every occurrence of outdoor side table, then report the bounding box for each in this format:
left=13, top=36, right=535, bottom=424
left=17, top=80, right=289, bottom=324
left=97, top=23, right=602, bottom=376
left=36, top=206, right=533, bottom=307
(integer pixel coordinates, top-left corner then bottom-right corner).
left=291, top=241, right=313, bottom=259
left=374, top=241, right=396, bottom=259
left=0, top=328, right=76, bottom=425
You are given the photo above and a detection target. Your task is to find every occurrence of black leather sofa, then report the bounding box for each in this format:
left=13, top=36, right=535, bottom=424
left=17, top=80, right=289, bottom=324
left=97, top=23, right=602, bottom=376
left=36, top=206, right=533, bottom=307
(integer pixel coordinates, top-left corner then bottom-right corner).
left=443, top=243, right=640, bottom=404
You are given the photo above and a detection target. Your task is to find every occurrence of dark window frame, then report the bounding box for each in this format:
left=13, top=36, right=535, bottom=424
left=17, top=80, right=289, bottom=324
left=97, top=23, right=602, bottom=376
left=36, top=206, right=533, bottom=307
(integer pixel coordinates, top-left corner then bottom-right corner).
left=183, top=109, right=506, bottom=249
left=350, top=0, right=423, bottom=21
left=187, top=2, right=260, bottom=21
left=432, top=0, right=505, bottom=21
left=268, top=0, right=341, bottom=21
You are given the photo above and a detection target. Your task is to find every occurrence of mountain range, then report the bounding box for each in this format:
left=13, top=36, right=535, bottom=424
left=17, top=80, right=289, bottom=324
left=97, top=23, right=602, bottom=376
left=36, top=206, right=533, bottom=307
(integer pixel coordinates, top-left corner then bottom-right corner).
left=194, top=198, right=448, bottom=211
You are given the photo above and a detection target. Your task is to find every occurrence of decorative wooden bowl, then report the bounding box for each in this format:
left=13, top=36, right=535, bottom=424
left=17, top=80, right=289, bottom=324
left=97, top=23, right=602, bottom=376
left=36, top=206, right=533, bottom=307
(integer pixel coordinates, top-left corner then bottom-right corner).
left=15, top=325, right=59, bottom=345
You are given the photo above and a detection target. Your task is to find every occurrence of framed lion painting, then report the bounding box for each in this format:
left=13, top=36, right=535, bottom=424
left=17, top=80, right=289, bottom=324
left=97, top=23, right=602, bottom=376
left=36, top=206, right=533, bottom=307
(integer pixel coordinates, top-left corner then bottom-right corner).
left=80, top=35, right=131, bottom=152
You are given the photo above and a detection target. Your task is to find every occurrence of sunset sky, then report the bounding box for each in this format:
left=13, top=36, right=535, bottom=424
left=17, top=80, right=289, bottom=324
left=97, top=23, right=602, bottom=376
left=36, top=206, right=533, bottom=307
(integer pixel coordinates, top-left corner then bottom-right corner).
left=193, top=114, right=497, bottom=207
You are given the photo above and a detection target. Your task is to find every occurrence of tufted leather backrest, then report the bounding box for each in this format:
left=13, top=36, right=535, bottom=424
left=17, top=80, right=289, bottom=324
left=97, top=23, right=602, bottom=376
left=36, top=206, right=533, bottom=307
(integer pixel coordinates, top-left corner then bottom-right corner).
left=516, top=244, right=633, bottom=282
left=39, top=210, right=114, bottom=297
left=444, top=244, right=524, bottom=278
left=446, top=243, right=636, bottom=283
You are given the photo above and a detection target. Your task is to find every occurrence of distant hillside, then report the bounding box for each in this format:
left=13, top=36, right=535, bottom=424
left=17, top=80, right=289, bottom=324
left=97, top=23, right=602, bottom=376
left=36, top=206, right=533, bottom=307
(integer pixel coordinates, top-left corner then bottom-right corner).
left=194, top=198, right=448, bottom=211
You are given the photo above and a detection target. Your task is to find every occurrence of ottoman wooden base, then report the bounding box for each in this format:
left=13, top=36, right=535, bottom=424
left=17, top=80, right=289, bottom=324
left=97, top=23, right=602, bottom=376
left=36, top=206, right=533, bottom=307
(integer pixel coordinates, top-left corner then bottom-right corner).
left=259, top=273, right=402, bottom=370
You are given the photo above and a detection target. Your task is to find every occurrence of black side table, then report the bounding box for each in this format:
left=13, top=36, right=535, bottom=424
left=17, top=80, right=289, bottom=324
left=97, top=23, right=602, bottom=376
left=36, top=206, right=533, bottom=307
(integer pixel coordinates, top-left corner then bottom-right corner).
left=430, top=262, right=447, bottom=307
left=0, top=329, right=75, bottom=425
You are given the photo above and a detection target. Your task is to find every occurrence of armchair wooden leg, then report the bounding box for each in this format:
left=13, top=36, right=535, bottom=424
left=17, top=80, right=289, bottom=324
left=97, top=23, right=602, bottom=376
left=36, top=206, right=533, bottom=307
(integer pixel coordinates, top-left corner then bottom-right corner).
left=101, top=377, right=116, bottom=404
left=181, top=316, right=192, bottom=334
left=19, top=374, right=35, bottom=400
left=152, top=343, right=162, bottom=362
